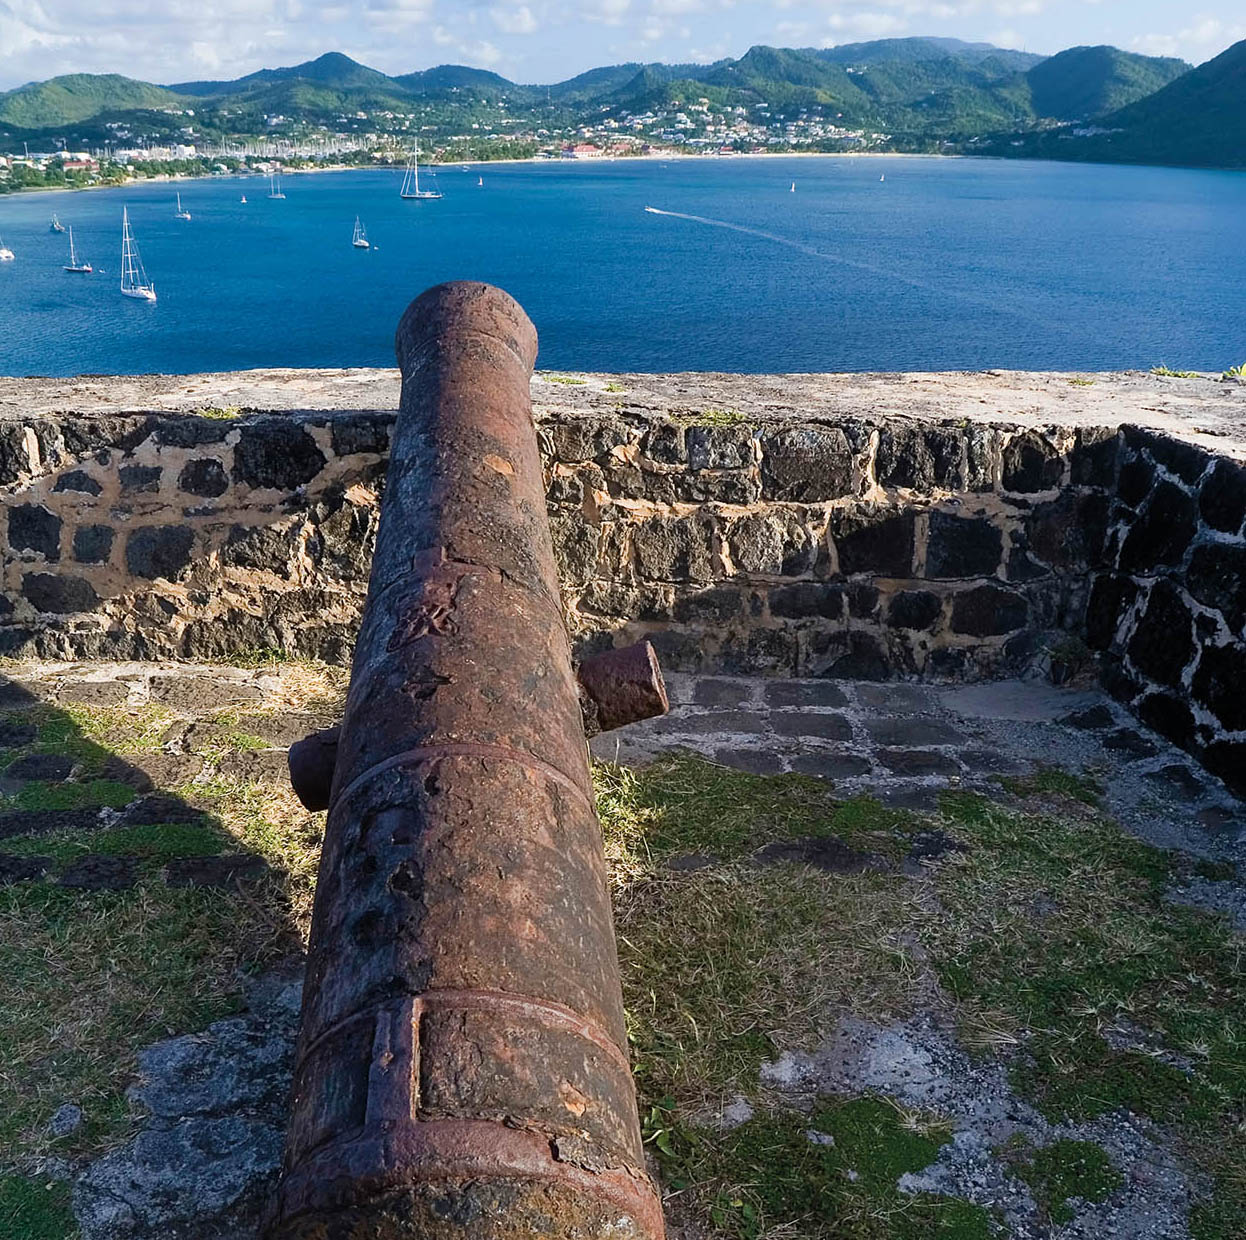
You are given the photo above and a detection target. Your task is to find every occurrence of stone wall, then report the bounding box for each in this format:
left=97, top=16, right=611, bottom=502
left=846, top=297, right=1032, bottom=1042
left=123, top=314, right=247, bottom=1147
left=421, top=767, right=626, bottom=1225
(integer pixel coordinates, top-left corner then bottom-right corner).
left=1086, top=428, right=1246, bottom=796
left=0, top=373, right=1242, bottom=791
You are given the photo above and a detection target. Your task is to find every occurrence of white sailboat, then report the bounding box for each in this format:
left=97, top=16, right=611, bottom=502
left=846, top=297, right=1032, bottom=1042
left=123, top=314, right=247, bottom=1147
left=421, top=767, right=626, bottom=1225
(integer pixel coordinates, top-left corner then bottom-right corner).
left=880, top=173, right=885, bottom=182
left=352, top=216, right=370, bottom=249
left=478, top=176, right=484, bottom=187
left=175, top=192, right=192, bottom=220
left=790, top=181, right=796, bottom=192
left=240, top=194, right=247, bottom=203
left=64, top=226, right=92, bottom=273
left=50, top=214, right=66, bottom=234
left=268, top=170, right=286, bottom=199
left=399, top=139, right=442, bottom=200
left=0, top=236, right=13, bottom=261
left=119, top=208, right=156, bottom=302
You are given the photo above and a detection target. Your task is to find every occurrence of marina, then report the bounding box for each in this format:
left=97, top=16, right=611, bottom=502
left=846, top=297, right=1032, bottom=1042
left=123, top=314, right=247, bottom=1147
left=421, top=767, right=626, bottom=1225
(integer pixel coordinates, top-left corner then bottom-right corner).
left=0, top=156, right=1244, bottom=375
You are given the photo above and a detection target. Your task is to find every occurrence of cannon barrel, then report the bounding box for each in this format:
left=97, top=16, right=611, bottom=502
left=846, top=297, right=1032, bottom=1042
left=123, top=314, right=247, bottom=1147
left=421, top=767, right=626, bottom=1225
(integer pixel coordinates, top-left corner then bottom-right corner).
left=267, top=282, right=664, bottom=1240
left=288, top=643, right=668, bottom=812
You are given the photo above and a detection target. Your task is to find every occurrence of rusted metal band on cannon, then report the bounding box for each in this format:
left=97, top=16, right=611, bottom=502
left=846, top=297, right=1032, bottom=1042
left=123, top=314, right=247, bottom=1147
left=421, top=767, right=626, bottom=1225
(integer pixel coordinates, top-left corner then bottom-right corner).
left=267, top=282, right=664, bottom=1240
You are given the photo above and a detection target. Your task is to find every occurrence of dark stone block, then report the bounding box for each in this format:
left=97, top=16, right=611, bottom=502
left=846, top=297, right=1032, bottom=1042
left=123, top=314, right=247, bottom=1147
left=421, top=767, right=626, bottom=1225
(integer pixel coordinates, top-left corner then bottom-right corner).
left=548, top=419, right=632, bottom=463
left=53, top=469, right=102, bottom=496
left=1060, top=704, right=1115, bottom=730
left=949, top=584, right=1028, bottom=637
left=876, top=749, right=961, bottom=776
left=1143, top=762, right=1206, bottom=800
left=0, top=423, right=34, bottom=485
left=1002, top=432, right=1062, bottom=493
left=73, top=524, right=115, bottom=564
left=832, top=510, right=914, bottom=577
left=770, top=711, right=853, bottom=740
left=4, top=753, right=74, bottom=781
left=1070, top=428, right=1120, bottom=488
left=1143, top=431, right=1211, bottom=486
left=925, top=513, right=1003, bottom=579
left=768, top=582, right=844, bottom=620
left=121, top=794, right=211, bottom=826
left=1127, top=580, right=1195, bottom=689
left=1186, top=543, right=1246, bottom=633
left=673, top=587, right=749, bottom=625
left=119, top=464, right=161, bottom=494
left=720, top=627, right=800, bottom=675
left=221, top=524, right=296, bottom=573
left=907, top=830, right=971, bottom=864
left=633, top=514, right=714, bottom=582
left=816, top=632, right=891, bottom=681
left=1085, top=574, right=1138, bottom=651
left=1103, top=728, right=1159, bottom=759
left=764, top=681, right=850, bottom=708
left=179, top=458, right=229, bottom=498
left=641, top=628, right=707, bottom=671
left=866, top=716, right=964, bottom=746
left=712, top=749, right=784, bottom=776
left=692, top=678, right=752, bottom=707
left=59, top=854, right=138, bottom=891
left=1026, top=491, right=1111, bottom=572
left=1118, top=482, right=1198, bottom=572
left=727, top=512, right=816, bottom=577
left=1192, top=644, right=1246, bottom=733
left=1198, top=459, right=1246, bottom=534
left=577, top=581, right=671, bottom=621
left=1202, top=740, right=1246, bottom=799
left=330, top=412, right=393, bottom=457
left=233, top=419, right=327, bottom=490
left=549, top=515, right=601, bottom=586
left=0, top=807, right=102, bottom=840
left=642, top=424, right=686, bottom=465
left=0, top=853, right=51, bottom=885
left=8, top=504, right=61, bottom=560
left=1099, top=655, right=1140, bottom=704
left=1136, top=693, right=1197, bottom=748
left=847, top=582, right=879, bottom=619
left=650, top=710, right=767, bottom=736
left=163, top=853, right=269, bottom=888
left=875, top=425, right=964, bottom=490
left=22, top=572, right=100, bottom=614
left=754, top=835, right=882, bottom=873
left=1116, top=454, right=1154, bottom=508
left=153, top=417, right=231, bottom=447
left=887, top=590, right=942, bottom=631
left=761, top=427, right=853, bottom=502
left=786, top=752, right=872, bottom=780
left=687, top=425, right=754, bottom=470
left=125, top=526, right=195, bottom=581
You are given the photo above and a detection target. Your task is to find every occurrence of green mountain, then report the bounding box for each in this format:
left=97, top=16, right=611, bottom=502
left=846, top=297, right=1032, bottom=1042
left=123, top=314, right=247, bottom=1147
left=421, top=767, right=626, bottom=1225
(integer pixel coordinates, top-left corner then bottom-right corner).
left=817, top=36, right=1043, bottom=71
left=0, top=74, right=185, bottom=127
left=1026, top=45, right=1189, bottom=119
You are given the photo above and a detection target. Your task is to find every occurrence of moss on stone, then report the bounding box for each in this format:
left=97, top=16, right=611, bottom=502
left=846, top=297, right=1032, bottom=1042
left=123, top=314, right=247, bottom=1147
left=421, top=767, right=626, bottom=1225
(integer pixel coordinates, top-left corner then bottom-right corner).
left=1014, top=1139, right=1123, bottom=1225
left=0, top=1175, right=76, bottom=1240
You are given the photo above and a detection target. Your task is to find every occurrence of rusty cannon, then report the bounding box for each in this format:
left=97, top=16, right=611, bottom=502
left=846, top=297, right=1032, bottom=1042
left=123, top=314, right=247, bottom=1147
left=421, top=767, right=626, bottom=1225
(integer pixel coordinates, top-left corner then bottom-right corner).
left=266, top=282, right=667, bottom=1240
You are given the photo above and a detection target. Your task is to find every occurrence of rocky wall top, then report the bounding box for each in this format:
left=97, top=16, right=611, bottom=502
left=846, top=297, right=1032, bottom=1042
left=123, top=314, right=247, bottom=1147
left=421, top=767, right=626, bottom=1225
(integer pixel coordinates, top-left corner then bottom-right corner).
left=1, top=368, right=1244, bottom=457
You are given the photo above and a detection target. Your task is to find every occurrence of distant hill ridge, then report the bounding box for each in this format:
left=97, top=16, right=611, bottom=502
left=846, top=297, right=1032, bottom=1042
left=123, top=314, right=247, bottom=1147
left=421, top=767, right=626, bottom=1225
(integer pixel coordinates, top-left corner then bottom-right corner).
left=0, top=35, right=1238, bottom=170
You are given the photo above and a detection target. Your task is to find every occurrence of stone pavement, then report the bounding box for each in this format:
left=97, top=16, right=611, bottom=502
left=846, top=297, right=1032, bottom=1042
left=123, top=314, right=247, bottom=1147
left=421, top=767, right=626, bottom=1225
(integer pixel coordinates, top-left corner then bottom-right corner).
left=592, top=673, right=1246, bottom=865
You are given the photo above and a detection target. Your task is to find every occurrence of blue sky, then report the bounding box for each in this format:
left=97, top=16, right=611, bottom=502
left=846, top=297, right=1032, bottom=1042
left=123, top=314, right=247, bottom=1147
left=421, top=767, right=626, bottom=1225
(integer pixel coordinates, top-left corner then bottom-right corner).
left=1, top=0, right=1243, bottom=89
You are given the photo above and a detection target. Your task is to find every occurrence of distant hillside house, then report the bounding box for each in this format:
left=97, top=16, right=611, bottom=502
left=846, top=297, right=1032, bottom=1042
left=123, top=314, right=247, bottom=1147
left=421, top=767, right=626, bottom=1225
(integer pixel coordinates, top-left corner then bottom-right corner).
left=60, top=156, right=97, bottom=171
left=561, top=143, right=604, bottom=158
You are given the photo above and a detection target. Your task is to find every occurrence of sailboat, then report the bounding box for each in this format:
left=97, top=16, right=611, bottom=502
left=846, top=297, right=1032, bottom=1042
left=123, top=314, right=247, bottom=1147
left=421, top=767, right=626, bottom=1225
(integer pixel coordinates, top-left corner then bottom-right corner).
left=352, top=216, right=370, bottom=249
left=175, top=192, right=192, bottom=220
left=63, top=226, right=92, bottom=273
left=0, top=236, right=13, bottom=261
left=790, top=181, right=796, bottom=192
left=240, top=194, right=247, bottom=203
left=399, top=139, right=442, bottom=200
left=478, top=176, right=484, bottom=187
left=50, top=214, right=66, bottom=234
left=268, top=170, right=286, bottom=200
left=880, top=174, right=885, bottom=182
left=119, top=207, right=156, bottom=302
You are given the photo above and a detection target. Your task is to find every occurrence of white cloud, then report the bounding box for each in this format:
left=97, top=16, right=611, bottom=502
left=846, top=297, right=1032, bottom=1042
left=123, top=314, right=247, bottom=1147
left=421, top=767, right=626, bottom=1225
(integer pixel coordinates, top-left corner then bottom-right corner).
left=1132, top=16, right=1246, bottom=64
left=491, top=1, right=538, bottom=32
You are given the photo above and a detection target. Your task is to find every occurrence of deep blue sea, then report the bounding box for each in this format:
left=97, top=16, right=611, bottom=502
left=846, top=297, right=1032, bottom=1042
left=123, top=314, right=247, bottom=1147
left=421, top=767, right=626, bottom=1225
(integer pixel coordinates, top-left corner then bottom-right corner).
left=0, top=156, right=1243, bottom=376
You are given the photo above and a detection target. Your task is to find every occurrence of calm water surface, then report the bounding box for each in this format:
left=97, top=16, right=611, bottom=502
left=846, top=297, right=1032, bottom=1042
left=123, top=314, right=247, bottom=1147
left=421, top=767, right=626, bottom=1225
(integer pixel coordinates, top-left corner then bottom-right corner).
left=0, top=157, right=1243, bottom=375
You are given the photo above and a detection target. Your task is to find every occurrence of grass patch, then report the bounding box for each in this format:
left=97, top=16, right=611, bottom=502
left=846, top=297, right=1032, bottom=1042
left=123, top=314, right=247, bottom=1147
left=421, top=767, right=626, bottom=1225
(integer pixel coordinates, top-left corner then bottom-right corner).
left=996, top=764, right=1103, bottom=807
left=1, top=819, right=228, bottom=866
left=1068, top=377, right=1096, bottom=387
left=545, top=374, right=587, bottom=386
left=924, top=793, right=1244, bottom=1227
left=191, top=405, right=241, bottom=419
left=1151, top=365, right=1201, bottom=379
left=8, top=779, right=136, bottom=812
left=1223, top=363, right=1246, bottom=381
left=27, top=703, right=175, bottom=761
left=0, top=879, right=292, bottom=1157
left=1012, top=1138, right=1123, bottom=1225
left=604, top=381, right=627, bottom=392
left=0, top=1175, right=75, bottom=1240
left=648, top=1097, right=992, bottom=1239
